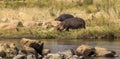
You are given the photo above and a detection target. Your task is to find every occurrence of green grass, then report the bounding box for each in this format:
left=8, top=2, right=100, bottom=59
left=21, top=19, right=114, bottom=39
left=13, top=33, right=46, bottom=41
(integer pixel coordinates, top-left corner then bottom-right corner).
left=0, top=25, right=120, bottom=39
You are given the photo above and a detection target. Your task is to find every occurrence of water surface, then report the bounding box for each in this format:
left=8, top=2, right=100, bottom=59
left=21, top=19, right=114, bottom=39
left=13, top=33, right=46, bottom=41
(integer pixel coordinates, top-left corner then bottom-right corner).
left=0, top=39, right=120, bottom=59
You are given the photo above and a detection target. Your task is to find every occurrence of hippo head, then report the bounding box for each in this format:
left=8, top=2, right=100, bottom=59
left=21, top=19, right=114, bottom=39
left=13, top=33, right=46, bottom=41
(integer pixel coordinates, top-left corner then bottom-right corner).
left=56, top=24, right=64, bottom=31
left=55, top=14, right=74, bottom=22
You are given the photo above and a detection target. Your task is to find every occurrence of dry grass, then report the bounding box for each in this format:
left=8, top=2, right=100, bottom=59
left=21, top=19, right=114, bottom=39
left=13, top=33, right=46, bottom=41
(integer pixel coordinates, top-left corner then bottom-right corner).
left=0, top=0, right=120, bottom=39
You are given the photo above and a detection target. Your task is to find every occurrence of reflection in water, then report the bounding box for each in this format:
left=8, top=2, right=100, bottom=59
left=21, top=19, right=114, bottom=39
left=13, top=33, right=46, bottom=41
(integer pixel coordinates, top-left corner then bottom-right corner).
left=0, top=39, right=120, bottom=59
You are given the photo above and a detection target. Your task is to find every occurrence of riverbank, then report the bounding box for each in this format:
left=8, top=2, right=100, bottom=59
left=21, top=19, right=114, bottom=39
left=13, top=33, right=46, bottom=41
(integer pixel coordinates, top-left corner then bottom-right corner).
left=0, top=26, right=119, bottom=39
left=0, top=0, right=120, bottom=39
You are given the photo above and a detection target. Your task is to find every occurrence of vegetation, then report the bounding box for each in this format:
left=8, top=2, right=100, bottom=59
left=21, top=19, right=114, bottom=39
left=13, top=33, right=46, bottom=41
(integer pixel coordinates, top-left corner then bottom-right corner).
left=0, top=0, right=120, bottom=39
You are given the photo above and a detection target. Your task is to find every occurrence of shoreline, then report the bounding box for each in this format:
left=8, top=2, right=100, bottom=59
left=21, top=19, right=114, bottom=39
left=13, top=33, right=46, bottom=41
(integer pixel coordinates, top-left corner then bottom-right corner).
left=0, top=34, right=117, bottom=39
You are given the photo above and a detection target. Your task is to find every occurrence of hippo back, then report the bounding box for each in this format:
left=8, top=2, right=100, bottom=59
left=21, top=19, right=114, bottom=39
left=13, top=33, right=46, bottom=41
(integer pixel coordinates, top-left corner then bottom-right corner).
left=55, top=14, right=74, bottom=21
left=61, top=17, right=86, bottom=29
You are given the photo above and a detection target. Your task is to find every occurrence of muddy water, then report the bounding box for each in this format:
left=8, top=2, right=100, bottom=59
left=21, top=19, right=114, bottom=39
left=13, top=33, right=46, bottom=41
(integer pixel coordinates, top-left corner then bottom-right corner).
left=0, top=39, right=120, bottom=59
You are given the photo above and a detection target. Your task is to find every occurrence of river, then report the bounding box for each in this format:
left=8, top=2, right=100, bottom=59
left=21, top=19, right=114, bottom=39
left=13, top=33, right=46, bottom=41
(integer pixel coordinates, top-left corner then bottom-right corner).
left=0, top=39, right=120, bottom=59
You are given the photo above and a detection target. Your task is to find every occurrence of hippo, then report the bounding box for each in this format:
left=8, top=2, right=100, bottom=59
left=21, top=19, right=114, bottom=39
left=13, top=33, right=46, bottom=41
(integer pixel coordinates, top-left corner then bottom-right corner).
left=56, top=17, right=86, bottom=31
left=55, top=14, right=74, bottom=22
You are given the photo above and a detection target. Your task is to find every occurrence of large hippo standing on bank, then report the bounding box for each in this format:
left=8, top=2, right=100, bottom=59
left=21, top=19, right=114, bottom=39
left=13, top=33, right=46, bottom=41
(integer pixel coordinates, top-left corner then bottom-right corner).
left=56, top=17, right=86, bottom=31
left=55, top=14, right=86, bottom=31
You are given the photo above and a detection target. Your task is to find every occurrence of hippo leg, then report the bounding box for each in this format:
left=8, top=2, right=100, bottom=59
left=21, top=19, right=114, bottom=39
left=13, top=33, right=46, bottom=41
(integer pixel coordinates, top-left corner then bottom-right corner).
left=65, top=27, right=69, bottom=31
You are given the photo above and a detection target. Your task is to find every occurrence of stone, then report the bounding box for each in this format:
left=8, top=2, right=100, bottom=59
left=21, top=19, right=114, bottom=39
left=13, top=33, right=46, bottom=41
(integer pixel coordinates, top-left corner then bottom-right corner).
left=0, top=43, right=19, bottom=57
left=0, top=51, right=6, bottom=58
left=58, top=49, right=75, bottom=58
left=42, top=49, right=51, bottom=56
left=43, top=53, right=61, bottom=59
left=20, top=38, right=41, bottom=47
left=13, top=54, right=26, bottom=59
left=0, top=57, right=2, bottom=59
left=10, top=20, right=23, bottom=27
left=95, top=47, right=116, bottom=57
left=76, top=45, right=95, bottom=57
left=0, top=23, right=17, bottom=32
left=0, top=17, right=8, bottom=22
left=29, top=42, right=44, bottom=56
left=27, top=54, right=36, bottom=59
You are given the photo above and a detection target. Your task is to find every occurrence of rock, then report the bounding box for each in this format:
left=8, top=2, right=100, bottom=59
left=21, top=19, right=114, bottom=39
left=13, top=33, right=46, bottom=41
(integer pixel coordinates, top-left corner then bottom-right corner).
left=19, top=44, right=39, bottom=55
left=8, top=43, right=19, bottom=57
left=18, top=50, right=28, bottom=55
left=27, top=54, right=36, bottom=59
left=95, top=47, right=117, bottom=57
left=20, top=38, right=41, bottom=47
left=20, top=38, right=41, bottom=50
left=0, top=57, right=2, bottom=59
left=20, top=38, right=43, bottom=58
left=29, top=42, right=44, bottom=56
left=69, top=55, right=79, bottom=59
left=13, top=54, right=26, bottom=59
left=10, top=20, right=23, bottom=27
left=43, top=53, right=62, bottom=59
left=9, top=43, right=19, bottom=53
left=43, top=49, right=78, bottom=59
left=0, top=23, right=17, bottom=32
left=58, top=49, right=75, bottom=58
left=76, top=45, right=95, bottom=57
left=0, top=43, right=10, bottom=52
left=18, top=49, right=38, bottom=59
left=22, top=46, right=35, bottom=53
left=43, top=49, right=51, bottom=56
left=9, top=43, right=16, bottom=49
left=0, top=17, right=8, bottom=22
left=0, top=51, right=6, bottom=58
left=0, top=43, right=19, bottom=57
left=26, top=53, right=42, bottom=59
